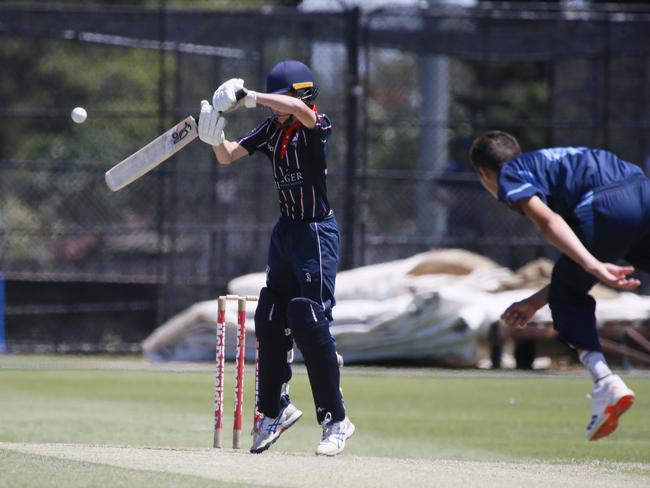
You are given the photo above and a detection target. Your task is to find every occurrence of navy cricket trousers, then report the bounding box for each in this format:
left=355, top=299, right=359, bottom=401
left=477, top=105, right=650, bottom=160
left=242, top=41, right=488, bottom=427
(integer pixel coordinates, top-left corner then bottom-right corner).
left=255, top=211, right=343, bottom=421
left=549, top=175, right=650, bottom=351
left=267, top=211, right=339, bottom=315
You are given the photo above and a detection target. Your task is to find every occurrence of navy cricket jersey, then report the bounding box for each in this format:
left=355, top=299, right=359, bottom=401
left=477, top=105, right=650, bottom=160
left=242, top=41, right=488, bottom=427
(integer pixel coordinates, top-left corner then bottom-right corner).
left=238, top=111, right=332, bottom=221
left=497, top=147, right=644, bottom=221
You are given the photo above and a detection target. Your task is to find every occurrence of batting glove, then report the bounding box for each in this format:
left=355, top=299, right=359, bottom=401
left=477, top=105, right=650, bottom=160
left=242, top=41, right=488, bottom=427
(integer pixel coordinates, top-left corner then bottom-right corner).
left=198, top=100, right=226, bottom=146
left=239, top=86, right=257, bottom=108
left=212, top=78, right=245, bottom=112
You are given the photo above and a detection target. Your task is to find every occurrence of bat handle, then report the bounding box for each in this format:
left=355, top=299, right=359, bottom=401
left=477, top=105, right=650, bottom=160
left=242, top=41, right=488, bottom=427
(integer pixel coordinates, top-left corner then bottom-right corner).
left=234, top=88, right=247, bottom=101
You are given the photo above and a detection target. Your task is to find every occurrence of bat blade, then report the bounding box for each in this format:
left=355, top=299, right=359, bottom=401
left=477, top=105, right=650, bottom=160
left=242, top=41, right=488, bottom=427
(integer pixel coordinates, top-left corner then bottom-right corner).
left=105, top=115, right=198, bottom=191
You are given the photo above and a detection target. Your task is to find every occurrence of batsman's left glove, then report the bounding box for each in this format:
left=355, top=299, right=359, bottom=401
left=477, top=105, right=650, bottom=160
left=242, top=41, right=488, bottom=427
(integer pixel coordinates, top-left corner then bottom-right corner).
left=198, top=100, right=226, bottom=146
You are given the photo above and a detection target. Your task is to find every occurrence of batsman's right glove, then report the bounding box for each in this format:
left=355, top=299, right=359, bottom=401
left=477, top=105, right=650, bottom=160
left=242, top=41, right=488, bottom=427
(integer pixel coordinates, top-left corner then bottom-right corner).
left=212, top=78, right=245, bottom=112
left=232, top=85, right=257, bottom=109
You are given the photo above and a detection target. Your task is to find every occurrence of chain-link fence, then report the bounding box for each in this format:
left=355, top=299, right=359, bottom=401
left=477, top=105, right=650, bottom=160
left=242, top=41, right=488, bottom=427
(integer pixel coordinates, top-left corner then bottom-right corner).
left=357, top=2, right=650, bottom=291
left=1, top=2, right=649, bottom=348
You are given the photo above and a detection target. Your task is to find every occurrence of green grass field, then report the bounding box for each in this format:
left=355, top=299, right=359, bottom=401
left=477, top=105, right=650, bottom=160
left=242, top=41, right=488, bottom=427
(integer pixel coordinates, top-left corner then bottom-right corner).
left=1, top=355, right=649, bottom=487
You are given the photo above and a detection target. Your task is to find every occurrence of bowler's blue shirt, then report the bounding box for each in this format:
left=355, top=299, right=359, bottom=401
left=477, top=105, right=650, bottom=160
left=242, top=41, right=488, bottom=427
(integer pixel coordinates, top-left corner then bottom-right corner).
left=497, top=147, right=643, bottom=221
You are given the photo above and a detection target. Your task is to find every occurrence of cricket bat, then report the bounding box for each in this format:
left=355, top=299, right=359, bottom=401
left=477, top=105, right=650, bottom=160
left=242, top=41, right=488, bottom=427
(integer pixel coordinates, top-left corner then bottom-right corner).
left=105, top=115, right=198, bottom=192
left=105, top=90, right=245, bottom=192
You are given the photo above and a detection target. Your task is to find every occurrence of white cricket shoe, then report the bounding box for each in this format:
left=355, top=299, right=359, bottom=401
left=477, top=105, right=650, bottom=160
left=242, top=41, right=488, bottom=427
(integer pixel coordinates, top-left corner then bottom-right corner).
left=250, top=403, right=303, bottom=453
left=586, top=374, right=635, bottom=441
left=315, top=413, right=355, bottom=456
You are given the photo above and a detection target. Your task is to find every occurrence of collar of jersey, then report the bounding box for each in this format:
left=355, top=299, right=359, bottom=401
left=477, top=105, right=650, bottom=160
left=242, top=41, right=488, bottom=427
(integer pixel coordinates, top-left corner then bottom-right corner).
left=278, top=104, right=317, bottom=159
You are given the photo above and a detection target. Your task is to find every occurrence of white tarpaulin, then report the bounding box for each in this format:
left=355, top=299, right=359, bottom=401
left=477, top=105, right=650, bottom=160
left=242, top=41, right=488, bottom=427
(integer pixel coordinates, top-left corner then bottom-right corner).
left=142, top=249, right=650, bottom=364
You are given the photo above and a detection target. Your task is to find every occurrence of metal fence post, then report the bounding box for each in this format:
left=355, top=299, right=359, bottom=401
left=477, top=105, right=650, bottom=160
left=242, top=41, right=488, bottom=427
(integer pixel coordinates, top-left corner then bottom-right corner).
left=0, top=275, right=5, bottom=353
left=342, top=6, right=361, bottom=270
left=156, top=0, right=170, bottom=323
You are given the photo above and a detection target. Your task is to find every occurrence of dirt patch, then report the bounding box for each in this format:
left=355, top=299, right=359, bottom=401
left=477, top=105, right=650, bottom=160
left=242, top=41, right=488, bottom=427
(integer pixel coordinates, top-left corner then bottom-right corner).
left=1, top=442, right=647, bottom=488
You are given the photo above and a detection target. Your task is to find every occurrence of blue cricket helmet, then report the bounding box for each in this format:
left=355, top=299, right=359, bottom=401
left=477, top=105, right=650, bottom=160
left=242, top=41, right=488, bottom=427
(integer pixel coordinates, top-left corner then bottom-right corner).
left=266, top=60, right=319, bottom=103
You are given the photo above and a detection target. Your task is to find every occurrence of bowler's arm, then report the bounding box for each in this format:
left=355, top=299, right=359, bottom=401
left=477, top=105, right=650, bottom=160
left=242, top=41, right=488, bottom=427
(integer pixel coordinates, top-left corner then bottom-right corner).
left=501, top=285, right=549, bottom=328
left=515, top=195, right=640, bottom=290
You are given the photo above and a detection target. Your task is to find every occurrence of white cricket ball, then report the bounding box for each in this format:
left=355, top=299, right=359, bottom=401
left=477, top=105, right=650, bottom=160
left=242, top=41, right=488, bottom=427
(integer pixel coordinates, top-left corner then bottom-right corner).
left=71, top=107, right=87, bottom=124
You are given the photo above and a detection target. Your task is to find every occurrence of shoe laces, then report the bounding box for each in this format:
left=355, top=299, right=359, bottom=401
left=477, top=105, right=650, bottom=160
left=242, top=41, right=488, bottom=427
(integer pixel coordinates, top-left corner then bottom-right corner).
left=320, top=412, right=334, bottom=439
left=256, top=413, right=283, bottom=436
left=320, top=413, right=349, bottom=447
left=320, top=412, right=347, bottom=439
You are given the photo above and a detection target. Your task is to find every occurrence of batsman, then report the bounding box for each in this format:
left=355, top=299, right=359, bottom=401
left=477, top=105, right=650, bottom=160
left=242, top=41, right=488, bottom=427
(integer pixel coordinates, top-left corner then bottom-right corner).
left=198, top=60, right=354, bottom=456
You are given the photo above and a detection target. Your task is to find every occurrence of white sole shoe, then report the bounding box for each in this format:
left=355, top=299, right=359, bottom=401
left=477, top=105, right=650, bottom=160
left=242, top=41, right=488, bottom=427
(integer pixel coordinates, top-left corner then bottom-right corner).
left=250, top=404, right=303, bottom=453
left=316, top=416, right=355, bottom=456
left=586, top=375, right=635, bottom=441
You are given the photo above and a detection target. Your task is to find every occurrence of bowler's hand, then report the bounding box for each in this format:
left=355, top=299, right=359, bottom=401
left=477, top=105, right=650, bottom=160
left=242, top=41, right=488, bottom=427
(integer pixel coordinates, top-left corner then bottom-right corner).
left=501, top=300, right=538, bottom=328
left=590, top=262, right=640, bottom=290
